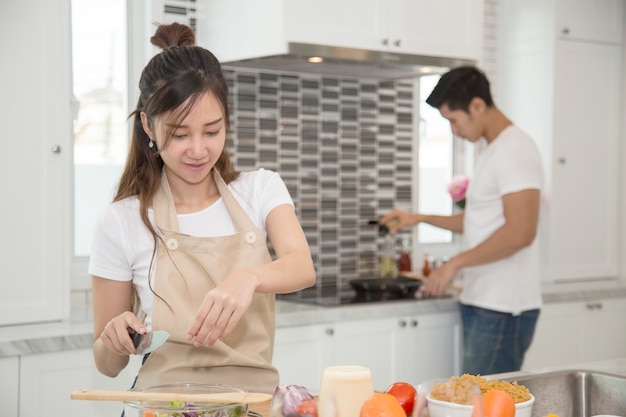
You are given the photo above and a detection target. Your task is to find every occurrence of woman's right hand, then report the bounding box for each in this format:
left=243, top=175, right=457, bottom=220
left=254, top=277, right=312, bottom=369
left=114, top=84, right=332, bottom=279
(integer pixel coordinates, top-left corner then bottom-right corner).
left=99, top=311, right=146, bottom=356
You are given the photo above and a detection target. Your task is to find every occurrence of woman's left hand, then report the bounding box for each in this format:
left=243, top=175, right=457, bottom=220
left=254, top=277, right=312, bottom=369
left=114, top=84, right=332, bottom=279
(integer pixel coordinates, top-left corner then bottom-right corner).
left=186, top=269, right=257, bottom=347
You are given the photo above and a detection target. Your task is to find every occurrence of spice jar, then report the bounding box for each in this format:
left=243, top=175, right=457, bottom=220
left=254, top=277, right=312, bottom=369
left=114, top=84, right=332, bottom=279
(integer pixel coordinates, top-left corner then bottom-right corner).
left=380, top=235, right=397, bottom=278
left=397, top=236, right=412, bottom=272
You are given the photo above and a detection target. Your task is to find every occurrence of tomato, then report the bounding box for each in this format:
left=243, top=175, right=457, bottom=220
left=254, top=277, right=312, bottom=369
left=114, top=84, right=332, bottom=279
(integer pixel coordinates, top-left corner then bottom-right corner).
left=360, top=393, right=406, bottom=417
left=295, top=398, right=318, bottom=417
left=384, top=382, right=416, bottom=416
left=481, top=390, right=515, bottom=417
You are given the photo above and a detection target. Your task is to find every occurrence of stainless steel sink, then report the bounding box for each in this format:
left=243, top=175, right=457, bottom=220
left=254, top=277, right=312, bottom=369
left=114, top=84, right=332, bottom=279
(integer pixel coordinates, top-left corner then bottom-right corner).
left=502, top=369, right=626, bottom=417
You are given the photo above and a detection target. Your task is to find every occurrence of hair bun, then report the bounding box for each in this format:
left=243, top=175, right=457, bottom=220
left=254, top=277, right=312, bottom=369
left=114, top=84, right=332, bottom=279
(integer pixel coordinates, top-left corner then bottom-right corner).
left=150, top=22, right=196, bottom=49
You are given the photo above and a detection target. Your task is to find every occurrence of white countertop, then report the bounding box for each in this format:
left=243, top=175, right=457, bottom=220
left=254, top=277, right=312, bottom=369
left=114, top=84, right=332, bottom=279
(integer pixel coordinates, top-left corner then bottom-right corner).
left=1, top=278, right=625, bottom=358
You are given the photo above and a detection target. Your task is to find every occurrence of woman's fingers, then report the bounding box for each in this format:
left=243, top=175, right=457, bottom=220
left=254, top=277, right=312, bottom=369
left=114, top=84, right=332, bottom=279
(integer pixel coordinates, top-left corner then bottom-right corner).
left=187, top=289, right=249, bottom=347
left=101, top=311, right=145, bottom=355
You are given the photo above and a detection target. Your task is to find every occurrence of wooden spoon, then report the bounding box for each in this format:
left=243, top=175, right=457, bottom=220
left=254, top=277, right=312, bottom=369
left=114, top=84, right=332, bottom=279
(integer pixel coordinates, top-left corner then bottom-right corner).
left=71, top=389, right=272, bottom=404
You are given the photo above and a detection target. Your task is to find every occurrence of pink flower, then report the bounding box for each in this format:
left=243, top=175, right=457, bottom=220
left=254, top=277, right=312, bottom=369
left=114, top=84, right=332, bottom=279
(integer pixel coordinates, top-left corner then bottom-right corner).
left=447, top=175, right=470, bottom=209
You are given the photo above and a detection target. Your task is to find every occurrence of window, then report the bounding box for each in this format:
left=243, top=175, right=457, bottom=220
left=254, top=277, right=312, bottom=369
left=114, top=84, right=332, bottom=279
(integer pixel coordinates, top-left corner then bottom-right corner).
left=416, top=74, right=462, bottom=245
left=71, top=0, right=129, bottom=257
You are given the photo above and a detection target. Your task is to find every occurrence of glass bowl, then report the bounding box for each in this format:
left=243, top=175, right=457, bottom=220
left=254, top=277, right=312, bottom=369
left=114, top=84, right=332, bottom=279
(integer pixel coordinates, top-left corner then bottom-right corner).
left=123, top=383, right=250, bottom=417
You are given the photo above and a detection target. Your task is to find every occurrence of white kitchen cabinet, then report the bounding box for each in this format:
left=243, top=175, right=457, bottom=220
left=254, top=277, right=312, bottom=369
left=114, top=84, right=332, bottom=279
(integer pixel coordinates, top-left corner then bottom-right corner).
left=555, top=0, right=623, bottom=44
left=522, top=297, right=626, bottom=371
left=273, top=310, right=461, bottom=391
left=394, top=311, right=462, bottom=385
left=199, top=0, right=483, bottom=63
left=498, top=0, right=622, bottom=282
left=273, top=323, right=334, bottom=389
left=19, top=349, right=142, bottom=417
left=0, top=356, right=19, bottom=416
left=547, top=41, right=621, bottom=281
left=0, top=0, right=72, bottom=325
left=522, top=302, right=584, bottom=370
left=332, top=317, right=398, bottom=391
left=285, top=0, right=484, bottom=61
left=582, top=298, right=626, bottom=362
left=273, top=319, right=397, bottom=391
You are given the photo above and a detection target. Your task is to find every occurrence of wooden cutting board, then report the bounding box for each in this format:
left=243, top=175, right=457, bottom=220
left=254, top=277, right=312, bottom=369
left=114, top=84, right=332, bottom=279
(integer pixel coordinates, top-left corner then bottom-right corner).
left=250, top=399, right=272, bottom=417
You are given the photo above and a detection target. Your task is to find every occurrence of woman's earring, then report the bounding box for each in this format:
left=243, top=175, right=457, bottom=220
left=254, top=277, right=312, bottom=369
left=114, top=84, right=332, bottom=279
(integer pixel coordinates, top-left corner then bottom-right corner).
left=148, top=139, right=154, bottom=149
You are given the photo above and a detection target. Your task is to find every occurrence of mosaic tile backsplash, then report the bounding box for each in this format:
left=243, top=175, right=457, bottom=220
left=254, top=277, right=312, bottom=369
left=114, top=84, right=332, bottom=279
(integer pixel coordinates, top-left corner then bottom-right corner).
left=224, top=67, right=415, bottom=299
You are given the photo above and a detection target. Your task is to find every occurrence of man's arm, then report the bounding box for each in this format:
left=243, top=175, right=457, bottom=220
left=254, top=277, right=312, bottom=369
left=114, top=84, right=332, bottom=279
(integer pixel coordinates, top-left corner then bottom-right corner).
left=422, top=188, right=541, bottom=295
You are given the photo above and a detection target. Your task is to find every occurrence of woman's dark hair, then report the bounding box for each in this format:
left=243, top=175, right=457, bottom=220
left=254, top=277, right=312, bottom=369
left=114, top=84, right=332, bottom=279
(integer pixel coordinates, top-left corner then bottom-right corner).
left=115, top=22, right=238, bottom=233
left=425, top=66, right=494, bottom=112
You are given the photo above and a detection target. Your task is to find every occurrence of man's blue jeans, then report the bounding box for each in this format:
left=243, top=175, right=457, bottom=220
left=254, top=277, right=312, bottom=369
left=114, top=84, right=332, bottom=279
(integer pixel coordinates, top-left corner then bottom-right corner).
left=460, top=303, right=540, bottom=375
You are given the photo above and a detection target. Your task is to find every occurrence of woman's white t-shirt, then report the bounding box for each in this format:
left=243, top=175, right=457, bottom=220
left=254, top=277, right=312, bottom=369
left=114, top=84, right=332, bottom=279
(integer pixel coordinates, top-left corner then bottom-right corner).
left=88, top=168, right=294, bottom=328
left=459, top=125, right=544, bottom=315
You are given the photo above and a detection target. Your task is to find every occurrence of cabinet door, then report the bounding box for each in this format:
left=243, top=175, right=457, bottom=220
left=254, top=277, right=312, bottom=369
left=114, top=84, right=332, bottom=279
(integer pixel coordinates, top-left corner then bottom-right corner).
left=332, top=318, right=397, bottom=391
left=582, top=298, right=626, bottom=362
left=548, top=41, right=620, bottom=281
left=273, top=324, right=334, bottom=389
left=0, top=357, right=19, bottom=416
left=395, top=312, right=462, bottom=385
left=19, top=349, right=142, bottom=417
left=522, top=302, right=584, bottom=371
left=0, top=0, right=72, bottom=325
left=201, top=0, right=287, bottom=62
left=286, top=0, right=482, bottom=60
left=556, top=0, right=623, bottom=43
left=390, top=0, right=483, bottom=60
left=285, top=0, right=382, bottom=51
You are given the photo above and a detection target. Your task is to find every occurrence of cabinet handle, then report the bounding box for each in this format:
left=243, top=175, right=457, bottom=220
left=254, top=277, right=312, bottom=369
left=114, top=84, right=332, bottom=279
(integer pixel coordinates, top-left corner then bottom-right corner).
left=398, top=319, right=407, bottom=328
left=586, top=302, right=603, bottom=310
left=410, top=319, right=418, bottom=327
left=561, top=27, right=570, bottom=35
left=394, top=39, right=402, bottom=47
left=51, top=145, right=62, bottom=154
left=558, top=157, right=566, bottom=164
left=325, top=328, right=334, bottom=336
left=382, top=38, right=390, bottom=46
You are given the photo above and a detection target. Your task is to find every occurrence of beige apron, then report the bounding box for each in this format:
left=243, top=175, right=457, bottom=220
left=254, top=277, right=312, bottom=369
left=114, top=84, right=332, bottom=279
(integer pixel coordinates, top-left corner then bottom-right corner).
left=135, top=170, right=278, bottom=393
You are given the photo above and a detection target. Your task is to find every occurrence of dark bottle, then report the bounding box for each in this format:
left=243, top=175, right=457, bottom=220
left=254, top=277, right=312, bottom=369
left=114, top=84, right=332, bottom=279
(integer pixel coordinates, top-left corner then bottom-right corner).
left=397, top=236, right=412, bottom=272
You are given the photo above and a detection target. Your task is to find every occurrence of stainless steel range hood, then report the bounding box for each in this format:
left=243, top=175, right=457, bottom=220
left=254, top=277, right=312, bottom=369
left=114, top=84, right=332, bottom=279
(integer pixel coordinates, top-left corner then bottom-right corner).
left=222, top=43, right=475, bottom=80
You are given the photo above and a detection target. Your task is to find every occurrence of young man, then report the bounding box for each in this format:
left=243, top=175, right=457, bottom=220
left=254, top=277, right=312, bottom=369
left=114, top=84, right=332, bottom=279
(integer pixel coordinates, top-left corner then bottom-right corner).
left=380, top=66, right=544, bottom=374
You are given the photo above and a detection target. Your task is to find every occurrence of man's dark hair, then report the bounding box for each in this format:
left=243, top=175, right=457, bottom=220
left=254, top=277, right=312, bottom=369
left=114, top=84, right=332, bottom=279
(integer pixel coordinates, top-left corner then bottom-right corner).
left=425, top=66, right=494, bottom=112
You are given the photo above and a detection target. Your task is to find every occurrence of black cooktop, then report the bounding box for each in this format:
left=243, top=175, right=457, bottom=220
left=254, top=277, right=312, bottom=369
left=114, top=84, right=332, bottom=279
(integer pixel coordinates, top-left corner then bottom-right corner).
left=278, top=291, right=452, bottom=307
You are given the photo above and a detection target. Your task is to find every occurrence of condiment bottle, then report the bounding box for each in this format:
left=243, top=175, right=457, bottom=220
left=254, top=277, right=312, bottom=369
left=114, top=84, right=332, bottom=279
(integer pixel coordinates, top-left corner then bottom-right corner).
left=398, top=236, right=412, bottom=272
left=422, top=251, right=431, bottom=277
left=380, top=235, right=397, bottom=278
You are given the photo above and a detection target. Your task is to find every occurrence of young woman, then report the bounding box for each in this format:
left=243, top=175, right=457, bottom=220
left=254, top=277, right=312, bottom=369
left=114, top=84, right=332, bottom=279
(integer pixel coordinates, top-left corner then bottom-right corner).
left=89, top=22, right=316, bottom=393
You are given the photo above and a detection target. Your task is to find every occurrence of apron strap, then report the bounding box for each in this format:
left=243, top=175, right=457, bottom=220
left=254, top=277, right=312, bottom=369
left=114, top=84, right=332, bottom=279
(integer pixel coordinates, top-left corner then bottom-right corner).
left=153, top=171, right=180, bottom=232
left=212, top=170, right=258, bottom=232
left=152, top=169, right=258, bottom=234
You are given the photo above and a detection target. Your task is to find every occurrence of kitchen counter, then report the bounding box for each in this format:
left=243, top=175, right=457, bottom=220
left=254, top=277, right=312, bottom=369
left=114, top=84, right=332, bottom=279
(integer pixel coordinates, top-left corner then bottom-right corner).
left=1, top=278, right=625, bottom=358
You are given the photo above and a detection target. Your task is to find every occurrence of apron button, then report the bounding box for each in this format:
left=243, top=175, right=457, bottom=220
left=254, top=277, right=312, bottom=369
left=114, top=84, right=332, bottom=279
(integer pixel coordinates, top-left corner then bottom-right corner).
left=166, top=238, right=179, bottom=250
left=244, top=231, right=257, bottom=244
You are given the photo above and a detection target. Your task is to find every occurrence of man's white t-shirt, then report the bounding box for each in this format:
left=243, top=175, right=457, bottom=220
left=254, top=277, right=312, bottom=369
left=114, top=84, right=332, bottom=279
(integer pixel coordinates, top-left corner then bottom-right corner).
left=88, top=168, right=294, bottom=328
left=459, top=125, right=544, bottom=315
